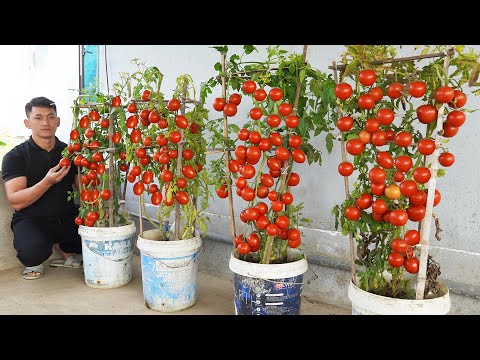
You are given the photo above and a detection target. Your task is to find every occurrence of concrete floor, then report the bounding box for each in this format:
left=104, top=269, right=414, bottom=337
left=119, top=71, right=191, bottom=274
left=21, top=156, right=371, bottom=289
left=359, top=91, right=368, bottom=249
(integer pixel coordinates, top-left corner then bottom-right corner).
left=0, top=254, right=350, bottom=315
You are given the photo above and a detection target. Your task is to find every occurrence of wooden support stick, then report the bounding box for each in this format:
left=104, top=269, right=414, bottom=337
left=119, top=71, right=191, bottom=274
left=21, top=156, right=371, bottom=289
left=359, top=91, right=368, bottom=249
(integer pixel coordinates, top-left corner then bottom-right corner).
left=107, top=113, right=114, bottom=227
left=416, top=46, right=454, bottom=300
left=332, top=60, right=357, bottom=286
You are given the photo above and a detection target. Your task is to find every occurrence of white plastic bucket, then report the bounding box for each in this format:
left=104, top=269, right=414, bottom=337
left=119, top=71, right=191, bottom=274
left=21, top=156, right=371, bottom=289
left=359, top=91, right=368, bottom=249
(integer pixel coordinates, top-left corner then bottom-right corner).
left=228, top=248, right=308, bottom=315
left=136, top=229, right=202, bottom=312
left=348, top=280, right=451, bottom=315
left=79, top=222, right=136, bottom=289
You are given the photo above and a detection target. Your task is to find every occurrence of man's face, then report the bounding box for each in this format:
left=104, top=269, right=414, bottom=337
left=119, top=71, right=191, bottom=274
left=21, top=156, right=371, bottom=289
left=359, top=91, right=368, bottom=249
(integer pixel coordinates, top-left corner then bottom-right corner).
left=24, top=106, right=60, bottom=139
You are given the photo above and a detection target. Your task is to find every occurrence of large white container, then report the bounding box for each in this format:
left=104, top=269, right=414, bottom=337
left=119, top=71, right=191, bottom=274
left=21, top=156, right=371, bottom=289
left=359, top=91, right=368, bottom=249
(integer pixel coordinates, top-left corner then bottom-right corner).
left=348, top=280, right=451, bottom=315
left=136, top=228, right=202, bottom=312
left=79, top=221, right=136, bottom=289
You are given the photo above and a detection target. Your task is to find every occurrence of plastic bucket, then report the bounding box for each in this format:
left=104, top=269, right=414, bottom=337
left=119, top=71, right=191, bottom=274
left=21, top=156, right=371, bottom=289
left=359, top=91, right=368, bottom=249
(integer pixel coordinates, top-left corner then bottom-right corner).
left=228, top=248, right=308, bottom=315
left=78, top=222, right=136, bottom=289
left=136, top=229, right=203, bottom=312
left=348, top=280, right=451, bottom=315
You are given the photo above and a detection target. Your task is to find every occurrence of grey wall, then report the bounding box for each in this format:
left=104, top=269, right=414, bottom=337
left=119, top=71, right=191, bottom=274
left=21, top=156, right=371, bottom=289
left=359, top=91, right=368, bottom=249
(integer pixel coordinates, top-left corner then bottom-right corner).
left=100, top=45, right=480, bottom=313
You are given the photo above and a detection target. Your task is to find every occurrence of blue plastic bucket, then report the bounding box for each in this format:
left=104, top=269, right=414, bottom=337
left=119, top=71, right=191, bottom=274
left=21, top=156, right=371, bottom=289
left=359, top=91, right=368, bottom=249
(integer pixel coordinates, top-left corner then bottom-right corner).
left=229, top=249, right=308, bottom=315
left=136, top=229, right=202, bottom=312
left=79, top=222, right=136, bottom=289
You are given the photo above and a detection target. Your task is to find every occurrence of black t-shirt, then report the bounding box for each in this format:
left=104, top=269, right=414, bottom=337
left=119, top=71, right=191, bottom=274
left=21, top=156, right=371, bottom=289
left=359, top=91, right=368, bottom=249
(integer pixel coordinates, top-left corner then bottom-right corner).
left=1, top=136, right=77, bottom=220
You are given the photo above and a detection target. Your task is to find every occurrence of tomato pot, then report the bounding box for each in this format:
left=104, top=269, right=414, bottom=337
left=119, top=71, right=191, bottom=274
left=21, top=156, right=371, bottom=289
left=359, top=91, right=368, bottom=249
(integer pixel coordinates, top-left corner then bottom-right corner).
left=348, top=278, right=450, bottom=315
left=228, top=248, right=308, bottom=315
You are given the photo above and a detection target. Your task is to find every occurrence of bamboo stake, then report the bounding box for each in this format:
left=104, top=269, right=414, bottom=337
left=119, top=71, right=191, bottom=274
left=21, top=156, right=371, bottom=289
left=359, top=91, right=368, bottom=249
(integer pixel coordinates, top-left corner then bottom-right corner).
left=221, top=53, right=237, bottom=246
left=265, top=45, right=308, bottom=264
left=107, top=112, right=114, bottom=227
left=138, top=192, right=143, bottom=237
left=174, top=82, right=188, bottom=241
left=415, top=46, right=454, bottom=300
left=331, top=61, right=357, bottom=286
left=327, top=50, right=453, bottom=71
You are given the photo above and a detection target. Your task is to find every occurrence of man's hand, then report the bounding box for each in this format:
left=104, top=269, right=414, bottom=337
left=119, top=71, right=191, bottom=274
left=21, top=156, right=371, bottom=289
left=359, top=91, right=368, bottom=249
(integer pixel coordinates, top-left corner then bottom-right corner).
left=45, top=164, right=71, bottom=186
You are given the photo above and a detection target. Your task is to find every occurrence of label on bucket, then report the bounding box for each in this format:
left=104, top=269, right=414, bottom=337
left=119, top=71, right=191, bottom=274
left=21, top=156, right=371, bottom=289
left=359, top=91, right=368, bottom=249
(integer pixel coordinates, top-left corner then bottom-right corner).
left=233, top=273, right=303, bottom=315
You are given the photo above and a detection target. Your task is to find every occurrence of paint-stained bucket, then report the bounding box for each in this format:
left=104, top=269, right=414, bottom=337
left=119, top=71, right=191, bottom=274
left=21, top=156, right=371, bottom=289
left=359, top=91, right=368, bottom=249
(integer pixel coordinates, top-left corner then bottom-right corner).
left=348, top=279, right=450, bottom=315
left=136, top=229, right=202, bottom=312
left=79, top=222, right=136, bottom=289
left=228, top=248, right=308, bottom=315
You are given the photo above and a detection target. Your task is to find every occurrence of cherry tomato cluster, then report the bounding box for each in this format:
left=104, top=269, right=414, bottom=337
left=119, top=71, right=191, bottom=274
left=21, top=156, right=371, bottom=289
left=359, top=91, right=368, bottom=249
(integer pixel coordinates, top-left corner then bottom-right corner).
left=126, top=90, right=204, bottom=210
left=213, top=80, right=306, bottom=257
left=64, top=106, right=117, bottom=227
left=336, top=69, right=468, bottom=273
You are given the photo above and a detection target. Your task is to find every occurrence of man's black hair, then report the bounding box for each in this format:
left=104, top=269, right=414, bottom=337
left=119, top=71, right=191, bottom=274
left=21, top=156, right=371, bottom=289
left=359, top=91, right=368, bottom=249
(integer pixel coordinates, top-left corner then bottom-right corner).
left=25, top=97, right=57, bottom=117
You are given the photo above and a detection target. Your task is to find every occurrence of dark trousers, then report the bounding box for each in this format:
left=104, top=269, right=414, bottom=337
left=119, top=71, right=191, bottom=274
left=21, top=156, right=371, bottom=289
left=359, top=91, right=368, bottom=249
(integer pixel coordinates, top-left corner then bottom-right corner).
left=12, top=216, right=82, bottom=267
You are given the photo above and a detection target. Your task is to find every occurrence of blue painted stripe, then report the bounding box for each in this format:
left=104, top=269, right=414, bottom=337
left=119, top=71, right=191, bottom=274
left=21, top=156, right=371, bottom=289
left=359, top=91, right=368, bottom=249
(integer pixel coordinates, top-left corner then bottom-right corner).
left=141, top=252, right=200, bottom=261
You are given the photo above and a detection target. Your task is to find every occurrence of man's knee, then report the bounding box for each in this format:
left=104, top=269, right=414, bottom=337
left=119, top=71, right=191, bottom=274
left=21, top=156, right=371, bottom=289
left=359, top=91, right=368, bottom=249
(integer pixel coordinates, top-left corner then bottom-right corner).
left=16, top=247, right=52, bottom=267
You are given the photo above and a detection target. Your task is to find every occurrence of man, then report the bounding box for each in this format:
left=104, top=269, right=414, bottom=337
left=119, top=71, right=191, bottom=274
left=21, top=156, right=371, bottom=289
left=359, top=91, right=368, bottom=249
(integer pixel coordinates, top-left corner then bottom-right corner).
left=1, top=96, right=82, bottom=280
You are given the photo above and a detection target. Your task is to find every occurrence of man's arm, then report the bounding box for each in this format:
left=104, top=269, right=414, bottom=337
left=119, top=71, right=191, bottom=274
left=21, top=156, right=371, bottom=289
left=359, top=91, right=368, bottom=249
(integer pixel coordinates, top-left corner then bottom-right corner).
left=4, top=164, right=71, bottom=211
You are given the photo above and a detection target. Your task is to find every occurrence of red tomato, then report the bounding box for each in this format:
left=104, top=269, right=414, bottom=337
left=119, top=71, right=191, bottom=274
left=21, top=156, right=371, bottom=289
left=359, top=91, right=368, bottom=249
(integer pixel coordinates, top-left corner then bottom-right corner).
left=112, top=132, right=122, bottom=144
left=291, top=149, right=306, bottom=163
left=175, top=115, right=189, bottom=129
left=258, top=138, right=272, bottom=152
left=269, top=87, right=283, bottom=101
left=175, top=191, right=190, bottom=205
left=247, top=234, right=260, bottom=252
left=212, top=97, right=226, bottom=111
left=376, top=152, right=394, bottom=169
left=127, top=103, right=137, bottom=113
left=446, top=110, right=466, bottom=127
left=417, top=105, right=438, bottom=124
left=335, top=83, right=353, bottom=100
left=169, top=131, right=182, bottom=143
left=394, top=171, right=405, bottom=182
left=447, top=90, right=467, bottom=109
left=167, top=98, right=181, bottom=111
left=369, top=87, right=384, bottom=102
left=100, top=189, right=111, bottom=200
left=377, top=108, right=395, bottom=125
left=269, top=133, right=283, bottom=146
left=404, top=230, right=420, bottom=246
left=254, top=89, right=267, bottom=101
left=386, top=82, right=404, bottom=99
left=151, top=192, right=162, bottom=205
left=275, top=215, right=290, bottom=230
left=345, top=206, right=361, bottom=221
left=408, top=81, right=427, bottom=98
left=133, top=182, right=145, bottom=196
left=388, top=252, right=404, bottom=267
left=130, top=129, right=142, bottom=143
left=395, top=131, right=413, bottom=147
left=435, top=86, right=454, bottom=103
left=59, top=158, right=70, bottom=167
left=250, top=108, right=263, bottom=120
left=287, top=173, right=300, bottom=186
left=281, top=193, right=293, bottom=205
left=418, top=138, right=436, bottom=155
left=112, top=96, right=121, bottom=108
left=409, top=189, right=427, bottom=206
left=438, top=152, right=455, bottom=167
left=237, top=242, right=251, bottom=255
left=413, top=167, right=431, bottom=184
left=338, top=162, right=354, bottom=176
left=223, top=103, right=237, bottom=117
left=358, top=94, right=375, bottom=110
left=229, top=93, right=242, bottom=106
left=285, top=115, right=299, bottom=128
left=242, top=80, right=257, bottom=94
left=365, top=118, right=380, bottom=133
left=358, top=69, right=376, bottom=86
left=395, top=155, right=413, bottom=172
left=278, top=103, right=293, bottom=116
left=346, top=139, right=364, bottom=155
left=442, top=122, right=459, bottom=138
left=266, top=224, right=279, bottom=236
left=400, top=180, right=418, bottom=197
left=74, top=217, right=83, bottom=226
left=337, top=116, right=354, bottom=132
left=369, top=167, right=386, bottom=184
left=391, top=238, right=409, bottom=254
left=372, top=199, right=387, bottom=215
left=372, top=131, right=388, bottom=146
left=182, top=165, right=196, bottom=179
left=407, top=205, right=426, bottom=222
left=141, top=89, right=151, bottom=101
left=404, top=257, right=420, bottom=274
left=355, top=193, right=372, bottom=209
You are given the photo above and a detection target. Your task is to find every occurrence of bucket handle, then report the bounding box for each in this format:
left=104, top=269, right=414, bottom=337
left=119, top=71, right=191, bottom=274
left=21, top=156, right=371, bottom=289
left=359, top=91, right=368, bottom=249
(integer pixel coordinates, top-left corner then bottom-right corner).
left=85, top=242, right=134, bottom=263
left=144, top=245, right=204, bottom=269
left=244, top=266, right=318, bottom=286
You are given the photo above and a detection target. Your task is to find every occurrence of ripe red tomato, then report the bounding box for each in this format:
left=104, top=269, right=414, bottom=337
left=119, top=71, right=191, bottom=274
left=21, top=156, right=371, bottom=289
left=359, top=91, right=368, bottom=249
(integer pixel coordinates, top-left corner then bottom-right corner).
left=335, top=83, right=353, bottom=100
left=372, top=199, right=387, bottom=215
left=169, top=131, right=182, bottom=143
left=413, top=167, right=431, bottom=184
left=345, top=206, right=361, bottom=221
left=70, top=129, right=79, bottom=141
left=112, top=96, right=121, bottom=108
left=391, top=238, right=409, bottom=254
left=338, top=162, right=354, bottom=176
left=388, top=252, right=404, bottom=267
left=74, top=217, right=83, bottom=226
left=148, top=184, right=158, bottom=194
left=275, top=215, right=290, bottom=230
left=175, top=115, right=189, bottom=129
left=377, top=108, right=395, bottom=125
left=281, top=192, right=293, bottom=205
left=446, top=110, right=466, bottom=127
left=242, top=80, right=257, bottom=94
left=409, top=189, right=427, bottom=206
left=112, top=132, right=122, bottom=144
left=418, top=138, right=436, bottom=155
left=376, top=152, right=394, bottom=169
left=228, top=93, right=241, bottom=106
left=369, top=167, right=386, bottom=184
left=237, top=242, right=251, bottom=255
left=358, top=69, right=376, bottom=86
left=79, top=116, right=90, bottom=129
left=254, top=89, right=267, bottom=101
left=100, top=189, right=111, bottom=200
left=212, top=97, right=226, bottom=111
left=346, top=139, right=364, bottom=156
left=404, top=257, right=420, bottom=274
left=291, top=149, right=306, bottom=163
left=223, top=103, right=237, bottom=117
left=271, top=200, right=284, bottom=213
left=250, top=108, right=263, bottom=120
left=167, top=98, right=181, bottom=111
left=394, top=171, right=405, bottom=182
left=175, top=191, right=190, bottom=205
left=258, top=138, right=272, bottom=152
left=141, top=89, right=151, bottom=101
left=182, top=165, right=196, bottom=179
left=407, top=205, right=426, bottom=222
left=285, top=115, right=299, bottom=128
left=408, top=81, right=427, bottom=98
left=417, top=105, right=438, bottom=124
left=355, top=193, right=372, bottom=209
left=237, top=128, right=249, bottom=141
left=359, top=130, right=372, bottom=145
left=133, top=182, right=144, bottom=196
left=287, top=228, right=301, bottom=242
left=365, top=118, right=380, bottom=133
left=278, top=103, right=293, bottom=116
left=160, top=169, right=173, bottom=182
left=395, top=131, right=413, bottom=147
left=447, top=90, right=467, bottom=109
left=142, top=171, right=154, bottom=184
left=435, top=86, right=454, bottom=103
left=442, top=122, right=459, bottom=138
left=151, top=192, right=162, bottom=205
left=100, top=118, right=109, bottom=128
left=247, top=234, right=260, bottom=252
left=148, top=111, right=159, bottom=124
left=386, top=82, right=404, bottom=99
left=248, top=131, right=261, bottom=144
left=395, top=155, right=413, bottom=172
left=127, top=103, right=137, bottom=113
left=358, top=94, right=375, bottom=110
left=288, top=173, right=300, bottom=186
left=438, top=152, right=455, bottom=167
left=337, top=116, right=354, bottom=132
left=371, top=131, right=387, bottom=147
left=404, top=230, right=420, bottom=246
left=130, top=129, right=142, bottom=143
left=400, top=180, right=417, bottom=197
left=433, top=188, right=441, bottom=207
left=269, top=133, right=283, bottom=147
left=369, top=87, right=384, bottom=102
left=59, top=158, right=70, bottom=167
left=92, top=152, right=103, bottom=163
left=266, top=114, right=281, bottom=128
left=269, top=87, right=283, bottom=101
